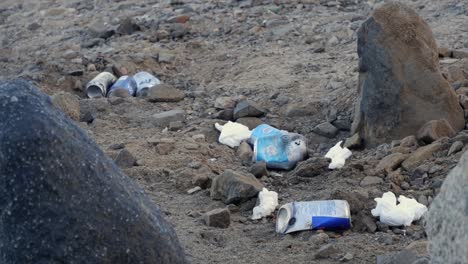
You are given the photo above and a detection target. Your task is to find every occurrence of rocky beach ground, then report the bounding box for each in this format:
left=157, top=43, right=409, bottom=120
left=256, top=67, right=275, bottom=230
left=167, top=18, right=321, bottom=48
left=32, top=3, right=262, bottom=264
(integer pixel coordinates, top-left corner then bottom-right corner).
left=0, top=0, right=467, bottom=263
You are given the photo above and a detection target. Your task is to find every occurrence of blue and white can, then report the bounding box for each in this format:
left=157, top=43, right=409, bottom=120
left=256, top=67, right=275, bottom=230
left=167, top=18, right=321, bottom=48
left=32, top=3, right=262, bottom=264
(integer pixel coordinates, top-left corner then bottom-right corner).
left=276, top=200, right=351, bottom=234
left=107, top=75, right=137, bottom=97
left=250, top=124, right=307, bottom=170
left=133, top=71, right=161, bottom=97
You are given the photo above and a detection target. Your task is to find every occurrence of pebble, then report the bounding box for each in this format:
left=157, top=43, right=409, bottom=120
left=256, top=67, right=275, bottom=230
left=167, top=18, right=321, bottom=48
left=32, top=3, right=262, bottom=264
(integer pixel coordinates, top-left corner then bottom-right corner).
left=315, top=244, right=339, bottom=259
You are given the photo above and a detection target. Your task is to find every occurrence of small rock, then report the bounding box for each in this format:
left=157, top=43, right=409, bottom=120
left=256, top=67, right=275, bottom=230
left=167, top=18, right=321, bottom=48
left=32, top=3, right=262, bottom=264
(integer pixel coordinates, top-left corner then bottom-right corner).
left=87, top=64, right=97, bottom=72
left=417, top=195, right=428, bottom=206
left=417, top=119, right=456, bottom=144
left=215, top=108, right=234, bottom=121
left=157, top=143, right=175, bottom=155
left=459, top=95, right=468, bottom=109
left=400, top=181, right=410, bottom=190
left=147, top=84, right=185, bottom=102
left=116, top=17, right=140, bottom=35
left=210, top=169, right=263, bottom=204
left=309, top=232, right=329, bottom=245
left=187, top=186, right=202, bottom=194
left=343, top=133, right=362, bottom=149
left=184, top=143, right=199, bottom=150
left=447, top=141, right=463, bottom=156
left=169, top=121, right=184, bottom=131
left=290, top=157, right=329, bottom=178
left=109, top=143, right=125, bottom=150
left=51, top=92, right=80, bottom=121
left=214, top=97, right=236, bottom=109
left=401, top=143, right=443, bottom=172
left=360, top=176, right=383, bottom=186
left=237, top=141, right=253, bottom=162
left=250, top=162, right=269, bottom=178
left=158, top=52, right=176, bottom=63
left=204, top=208, right=230, bottom=228
left=376, top=153, right=408, bottom=173
left=114, top=149, right=136, bottom=168
left=167, top=15, right=190, bottom=24
left=170, top=24, right=189, bottom=38
left=82, top=38, right=104, bottom=48
left=87, top=21, right=114, bottom=39
left=377, top=232, right=394, bottom=245
left=313, top=122, right=339, bottom=138
left=400, top=135, right=418, bottom=148
left=153, top=110, right=186, bottom=127
left=315, top=244, right=340, bottom=259
left=192, top=134, right=206, bottom=142
left=452, top=50, right=468, bottom=59
left=376, top=222, right=389, bottom=232
left=233, top=100, right=265, bottom=119
left=235, top=117, right=263, bottom=130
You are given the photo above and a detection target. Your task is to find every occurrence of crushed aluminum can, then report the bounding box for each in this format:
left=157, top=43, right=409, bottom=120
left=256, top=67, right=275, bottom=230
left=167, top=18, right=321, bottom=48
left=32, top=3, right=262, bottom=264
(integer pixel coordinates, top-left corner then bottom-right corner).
left=133, top=71, right=161, bottom=97
left=107, top=76, right=137, bottom=97
left=250, top=124, right=307, bottom=170
left=86, top=72, right=117, bottom=98
left=276, top=200, right=351, bottom=234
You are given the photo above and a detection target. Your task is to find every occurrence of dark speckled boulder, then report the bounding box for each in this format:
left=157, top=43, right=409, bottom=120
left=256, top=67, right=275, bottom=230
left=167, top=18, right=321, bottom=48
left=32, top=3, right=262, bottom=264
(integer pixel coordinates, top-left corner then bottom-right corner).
left=0, top=80, right=188, bottom=264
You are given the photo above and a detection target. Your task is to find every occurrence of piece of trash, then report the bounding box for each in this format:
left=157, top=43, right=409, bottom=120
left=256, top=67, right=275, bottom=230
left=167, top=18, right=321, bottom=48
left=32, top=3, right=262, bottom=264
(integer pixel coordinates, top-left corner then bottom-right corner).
left=371, top=191, right=427, bottom=227
left=107, top=75, right=137, bottom=97
left=86, top=72, right=117, bottom=98
left=252, top=188, right=278, bottom=220
left=250, top=124, right=307, bottom=170
left=133, top=71, right=161, bottom=97
left=187, top=186, right=202, bottom=195
left=276, top=200, right=351, bottom=234
left=215, top=121, right=252, bottom=148
left=325, top=141, right=352, bottom=169
left=269, top=171, right=283, bottom=177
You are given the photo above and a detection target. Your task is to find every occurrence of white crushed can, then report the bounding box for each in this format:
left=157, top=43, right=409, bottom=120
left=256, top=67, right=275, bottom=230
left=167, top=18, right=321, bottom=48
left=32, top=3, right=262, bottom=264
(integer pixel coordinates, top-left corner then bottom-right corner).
left=86, top=72, right=117, bottom=98
left=133, top=71, right=161, bottom=97
left=276, top=200, right=351, bottom=234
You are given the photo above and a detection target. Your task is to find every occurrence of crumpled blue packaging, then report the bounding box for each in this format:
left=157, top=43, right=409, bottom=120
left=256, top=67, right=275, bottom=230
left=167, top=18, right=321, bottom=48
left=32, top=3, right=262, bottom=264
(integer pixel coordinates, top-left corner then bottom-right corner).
left=250, top=124, right=307, bottom=170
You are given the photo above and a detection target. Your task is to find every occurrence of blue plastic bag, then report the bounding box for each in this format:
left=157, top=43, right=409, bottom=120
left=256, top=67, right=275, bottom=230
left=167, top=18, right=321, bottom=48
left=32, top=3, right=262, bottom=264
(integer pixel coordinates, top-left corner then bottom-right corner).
left=250, top=124, right=307, bottom=170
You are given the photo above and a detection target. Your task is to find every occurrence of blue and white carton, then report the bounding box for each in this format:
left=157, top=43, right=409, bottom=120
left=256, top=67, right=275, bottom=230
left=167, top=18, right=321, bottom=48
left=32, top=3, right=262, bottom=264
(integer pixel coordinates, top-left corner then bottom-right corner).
left=276, top=200, right=351, bottom=234
left=250, top=124, right=307, bottom=170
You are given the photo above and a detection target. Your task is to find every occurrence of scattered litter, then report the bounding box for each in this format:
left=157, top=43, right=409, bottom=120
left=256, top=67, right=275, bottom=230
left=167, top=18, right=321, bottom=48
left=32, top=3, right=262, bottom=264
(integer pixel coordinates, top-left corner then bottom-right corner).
left=86, top=72, right=117, bottom=98
left=325, top=141, right=352, bottom=169
left=276, top=200, right=351, bottom=234
left=250, top=124, right=307, bottom=170
left=86, top=71, right=160, bottom=98
left=215, top=121, right=252, bottom=148
left=252, top=188, right=278, bottom=220
left=107, top=75, right=137, bottom=97
left=371, top=192, right=428, bottom=227
left=187, top=186, right=202, bottom=195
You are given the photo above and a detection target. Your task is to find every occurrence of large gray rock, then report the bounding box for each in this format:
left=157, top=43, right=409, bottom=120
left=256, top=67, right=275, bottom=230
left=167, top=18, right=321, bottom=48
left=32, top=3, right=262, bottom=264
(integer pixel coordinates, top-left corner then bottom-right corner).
left=0, top=80, right=187, bottom=264
left=351, top=3, right=465, bottom=147
left=426, top=151, right=468, bottom=264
